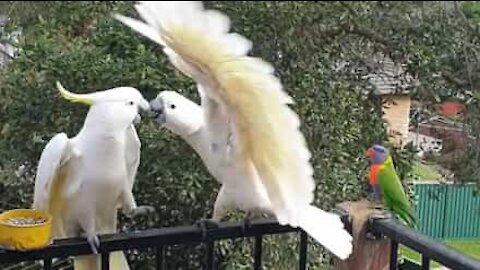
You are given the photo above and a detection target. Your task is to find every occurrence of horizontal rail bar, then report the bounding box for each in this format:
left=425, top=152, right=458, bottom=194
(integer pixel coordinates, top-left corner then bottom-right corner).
left=0, top=218, right=299, bottom=264
left=1, top=214, right=479, bottom=270
left=370, top=218, right=480, bottom=270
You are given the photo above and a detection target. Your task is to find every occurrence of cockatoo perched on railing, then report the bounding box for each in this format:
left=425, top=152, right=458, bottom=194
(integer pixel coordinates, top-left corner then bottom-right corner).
left=33, top=83, right=153, bottom=270
left=115, top=1, right=353, bottom=259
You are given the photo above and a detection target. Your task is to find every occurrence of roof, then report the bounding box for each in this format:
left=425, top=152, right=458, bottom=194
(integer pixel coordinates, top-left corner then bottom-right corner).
left=362, top=53, right=419, bottom=96
left=437, top=101, right=465, bottom=117
left=0, top=15, right=19, bottom=65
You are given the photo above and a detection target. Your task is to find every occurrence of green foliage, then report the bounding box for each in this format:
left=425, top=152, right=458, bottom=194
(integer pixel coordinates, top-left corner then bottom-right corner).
left=401, top=240, right=480, bottom=268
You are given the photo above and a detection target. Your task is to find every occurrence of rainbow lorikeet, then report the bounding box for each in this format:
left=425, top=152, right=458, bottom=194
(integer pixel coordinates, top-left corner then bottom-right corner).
left=367, top=145, right=416, bottom=227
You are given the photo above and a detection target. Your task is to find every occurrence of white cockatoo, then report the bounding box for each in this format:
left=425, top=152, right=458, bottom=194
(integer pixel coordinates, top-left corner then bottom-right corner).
left=115, top=1, right=353, bottom=260
left=33, top=82, right=153, bottom=270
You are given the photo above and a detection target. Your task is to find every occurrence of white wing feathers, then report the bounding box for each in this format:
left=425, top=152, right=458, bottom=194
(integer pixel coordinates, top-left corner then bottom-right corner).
left=125, top=124, right=142, bottom=192
left=33, top=133, right=71, bottom=211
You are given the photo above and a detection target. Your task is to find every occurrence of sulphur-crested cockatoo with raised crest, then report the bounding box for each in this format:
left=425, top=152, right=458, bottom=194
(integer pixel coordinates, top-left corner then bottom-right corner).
left=33, top=82, right=153, bottom=270
left=115, top=1, right=353, bottom=259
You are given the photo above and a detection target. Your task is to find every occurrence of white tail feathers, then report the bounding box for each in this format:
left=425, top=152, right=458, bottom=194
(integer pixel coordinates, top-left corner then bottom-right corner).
left=297, top=205, right=353, bottom=260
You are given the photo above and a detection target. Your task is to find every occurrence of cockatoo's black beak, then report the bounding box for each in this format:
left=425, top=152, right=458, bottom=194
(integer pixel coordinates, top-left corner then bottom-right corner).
left=149, top=98, right=166, bottom=125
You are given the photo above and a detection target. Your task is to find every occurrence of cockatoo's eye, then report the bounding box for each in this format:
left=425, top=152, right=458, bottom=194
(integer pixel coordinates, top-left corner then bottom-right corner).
left=170, top=104, right=176, bottom=109
left=128, top=101, right=135, bottom=106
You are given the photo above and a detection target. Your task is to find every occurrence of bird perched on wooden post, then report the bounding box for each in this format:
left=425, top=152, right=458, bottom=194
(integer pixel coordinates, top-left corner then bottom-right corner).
left=367, top=144, right=416, bottom=227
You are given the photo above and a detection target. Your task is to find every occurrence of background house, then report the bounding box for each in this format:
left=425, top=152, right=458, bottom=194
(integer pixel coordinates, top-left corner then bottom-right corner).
left=413, top=115, right=470, bottom=153
left=364, top=53, right=418, bottom=148
left=407, top=131, right=443, bottom=157
left=0, top=15, right=17, bottom=69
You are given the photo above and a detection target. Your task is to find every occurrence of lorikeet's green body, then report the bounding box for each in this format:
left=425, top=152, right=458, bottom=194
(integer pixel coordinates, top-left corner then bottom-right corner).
left=368, top=145, right=416, bottom=227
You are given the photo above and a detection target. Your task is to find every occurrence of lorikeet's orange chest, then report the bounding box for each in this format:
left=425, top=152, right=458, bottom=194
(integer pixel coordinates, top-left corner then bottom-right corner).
left=369, top=164, right=381, bottom=185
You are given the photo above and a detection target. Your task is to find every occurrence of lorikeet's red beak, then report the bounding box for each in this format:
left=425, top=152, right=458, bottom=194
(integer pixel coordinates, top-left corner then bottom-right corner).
left=367, top=147, right=374, bottom=160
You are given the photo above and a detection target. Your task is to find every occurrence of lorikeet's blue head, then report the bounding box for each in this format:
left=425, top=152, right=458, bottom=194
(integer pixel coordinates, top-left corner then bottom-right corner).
left=367, top=144, right=390, bottom=165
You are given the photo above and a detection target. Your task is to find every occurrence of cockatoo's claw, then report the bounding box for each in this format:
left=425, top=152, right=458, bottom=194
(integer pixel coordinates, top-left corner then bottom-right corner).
left=241, top=217, right=252, bottom=235
left=127, top=205, right=156, bottom=218
left=195, top=218, right=220, bottom=229
left=83, top=234, right=100, bottom=254
left=195, top=219, right=220, bottom=239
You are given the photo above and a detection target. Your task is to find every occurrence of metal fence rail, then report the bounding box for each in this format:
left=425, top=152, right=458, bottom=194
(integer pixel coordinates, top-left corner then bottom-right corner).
left=1, top=216, right=479, bottom=270
left=0, top=218, right=305, bottom=270
left=370, top=218, right=480, bottom=270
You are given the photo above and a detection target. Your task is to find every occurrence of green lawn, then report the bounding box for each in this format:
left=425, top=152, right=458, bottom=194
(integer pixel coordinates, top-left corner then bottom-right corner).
left=412, top=162, right=442, bottom=181
left=445, top=240, right=480, bottom=260
left=400, top=240, right=480, bottom=268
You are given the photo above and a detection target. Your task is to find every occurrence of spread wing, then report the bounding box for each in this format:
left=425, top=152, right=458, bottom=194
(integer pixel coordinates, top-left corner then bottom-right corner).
left=116, top=1, right=315, bottom=224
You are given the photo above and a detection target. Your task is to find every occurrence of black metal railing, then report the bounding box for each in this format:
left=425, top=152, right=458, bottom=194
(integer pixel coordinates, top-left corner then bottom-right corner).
left=370, top=218, right=480, bottom=270
left=0, top=215, right=479, bottom=270
left=0, top=218, right=305, bottom=270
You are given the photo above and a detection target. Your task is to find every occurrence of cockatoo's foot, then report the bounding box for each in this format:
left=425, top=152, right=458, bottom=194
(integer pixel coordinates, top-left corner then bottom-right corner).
left=82, top=233, right=100, bottom=254
left=241, top=217, right=252, bottom=235
left=240, top=211, right=264, bottom=235
left=126, top=205, right=156, bottom=218
left=195, top=219, right=220, bottom=239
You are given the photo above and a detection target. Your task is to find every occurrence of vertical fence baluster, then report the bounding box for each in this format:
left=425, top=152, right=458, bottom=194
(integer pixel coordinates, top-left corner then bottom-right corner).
left=205, top=241, right=214, bottom=270
left=43, top=257, right=52, bottom=270
left=101, top=252, right=110, bottom=270
left=390, top=241, right=399, bottom=270
left=299, top=231, right=308, bottom=270
left=421, top=255, right=430, bottom=270
left=253, top=235, right=263, bottom=270
left=156, top=245, right=165, bottom=270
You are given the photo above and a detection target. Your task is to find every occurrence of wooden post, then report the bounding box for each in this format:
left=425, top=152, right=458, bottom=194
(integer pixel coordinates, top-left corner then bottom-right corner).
left=333, top=200, right=392, bottom=270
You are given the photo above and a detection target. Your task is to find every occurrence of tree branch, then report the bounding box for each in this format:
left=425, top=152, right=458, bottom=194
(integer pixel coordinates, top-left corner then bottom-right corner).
left=342, top=24, right=478, bottom=89
left=348, top=26, right=393, bottom=50
left=442, top=70, right=470, bottom=87
left=309, top=2, right=477, bottom=90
